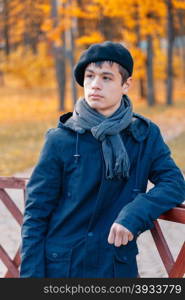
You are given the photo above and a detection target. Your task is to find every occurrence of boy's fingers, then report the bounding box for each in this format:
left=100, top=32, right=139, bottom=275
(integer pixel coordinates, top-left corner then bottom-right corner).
left=108, top=223, right=134, bottom=247
left=114, top=230, right=122, bottom=247
left=122, top=234, right=129, bottom=245
left=108, top=226, right=115, bottom=244
left=128, top=232, right=134, bottom=241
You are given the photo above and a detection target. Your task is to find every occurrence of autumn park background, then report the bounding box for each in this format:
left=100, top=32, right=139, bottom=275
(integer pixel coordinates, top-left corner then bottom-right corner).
left=0, top=0, right=185, bottom=277
left=0, top=0, right=185, bottom=176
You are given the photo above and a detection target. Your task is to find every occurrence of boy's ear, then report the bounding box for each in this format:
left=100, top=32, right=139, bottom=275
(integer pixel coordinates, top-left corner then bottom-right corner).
left=122, top=77, right=132, bottom=94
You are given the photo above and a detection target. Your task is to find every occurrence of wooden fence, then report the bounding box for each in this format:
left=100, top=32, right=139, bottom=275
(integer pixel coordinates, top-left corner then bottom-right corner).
left=0, top=176, right=185, bottom=278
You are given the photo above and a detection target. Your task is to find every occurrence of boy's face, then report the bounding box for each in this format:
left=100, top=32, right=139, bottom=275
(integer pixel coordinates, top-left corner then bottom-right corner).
left=83, top=61, right=132, bottom=116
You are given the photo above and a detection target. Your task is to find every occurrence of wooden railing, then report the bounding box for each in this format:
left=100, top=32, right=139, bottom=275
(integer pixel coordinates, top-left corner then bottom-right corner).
left=0, top=176, right=185, bottom=278
left=0, top=176, right=28, bottom=278
left=151, top=204, right=185, bottom=277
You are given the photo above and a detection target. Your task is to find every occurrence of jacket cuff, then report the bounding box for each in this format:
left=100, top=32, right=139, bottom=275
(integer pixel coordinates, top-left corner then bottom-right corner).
left=114, top=217, right=153, bottom=237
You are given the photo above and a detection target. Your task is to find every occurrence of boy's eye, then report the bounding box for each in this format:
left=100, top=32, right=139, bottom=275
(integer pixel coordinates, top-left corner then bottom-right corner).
left=103, top=76, right=111, bottom=80
left=85, top=74, right=93, bottom=78
left=85, top=74, right=111, bottom=81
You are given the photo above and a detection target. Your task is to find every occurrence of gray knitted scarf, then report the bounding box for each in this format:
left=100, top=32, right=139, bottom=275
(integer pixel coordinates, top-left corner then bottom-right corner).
left=65, top=95, right=133, bottom=180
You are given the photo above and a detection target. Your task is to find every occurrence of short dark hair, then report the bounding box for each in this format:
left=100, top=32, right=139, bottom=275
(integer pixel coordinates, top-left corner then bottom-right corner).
left=90, top=61, right=129, bottom=85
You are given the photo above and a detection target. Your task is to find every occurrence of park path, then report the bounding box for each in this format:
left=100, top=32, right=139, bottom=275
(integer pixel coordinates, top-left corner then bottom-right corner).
left=0, top=116, right=185, bottom=277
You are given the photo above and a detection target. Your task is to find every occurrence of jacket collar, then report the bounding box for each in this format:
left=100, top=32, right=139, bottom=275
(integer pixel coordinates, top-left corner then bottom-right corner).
left=127, top=113, right=151, bottom=142
left=57, top=111, right=150, bottom=142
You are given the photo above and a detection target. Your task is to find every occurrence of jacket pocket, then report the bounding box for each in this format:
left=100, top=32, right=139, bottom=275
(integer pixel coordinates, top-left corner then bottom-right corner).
left=113, top=245, right=139, bottom=278
left=45, top=247, right=72, bottom=278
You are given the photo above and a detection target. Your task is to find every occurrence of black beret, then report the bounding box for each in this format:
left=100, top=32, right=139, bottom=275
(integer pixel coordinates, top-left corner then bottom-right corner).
left=73, top=41, right=134, bottom=87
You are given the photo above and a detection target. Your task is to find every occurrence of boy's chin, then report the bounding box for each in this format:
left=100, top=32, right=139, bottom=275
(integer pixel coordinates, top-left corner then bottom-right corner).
left=86, top=101, right=100, bottom=109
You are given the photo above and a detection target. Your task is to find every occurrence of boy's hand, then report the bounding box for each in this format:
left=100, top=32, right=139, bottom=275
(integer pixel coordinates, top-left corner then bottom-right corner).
left=108, top=223, right=134, bottom=247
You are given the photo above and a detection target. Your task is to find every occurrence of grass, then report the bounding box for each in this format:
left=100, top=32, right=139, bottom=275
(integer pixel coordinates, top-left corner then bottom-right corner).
left=0, top=85, right=61, bottom=176
left=0, top=121, right=54, bottom=176
left=0, top=77, right=185, bottom=176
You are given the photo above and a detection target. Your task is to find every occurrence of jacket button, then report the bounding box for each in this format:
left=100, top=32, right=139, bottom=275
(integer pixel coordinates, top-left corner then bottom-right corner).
left=52, top=253, right=58, bottom=258
left=87, top=232, right=94, bottom=237
left=67, top=192, right=71, bottom=197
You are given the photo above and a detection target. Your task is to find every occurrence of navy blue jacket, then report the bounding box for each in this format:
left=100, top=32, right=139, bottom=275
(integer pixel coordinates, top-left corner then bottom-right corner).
left=20, top=112, right=185, bottom=278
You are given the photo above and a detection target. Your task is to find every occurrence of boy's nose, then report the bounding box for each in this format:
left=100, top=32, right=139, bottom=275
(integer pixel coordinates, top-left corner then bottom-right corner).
left=91, top=77, right=101, bottom=89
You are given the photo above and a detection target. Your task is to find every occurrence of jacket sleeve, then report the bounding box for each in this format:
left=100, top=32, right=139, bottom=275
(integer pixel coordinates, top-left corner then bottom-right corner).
left=20, top=129, right=63, bottom=277
left=115, top=125, right=185, bottom=236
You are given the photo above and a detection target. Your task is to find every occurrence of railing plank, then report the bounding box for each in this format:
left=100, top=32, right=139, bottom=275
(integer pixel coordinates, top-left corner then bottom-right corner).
left=5, top=249, right=21, bottom=278
left=159, top=205, right=185, bottom=224
left=0, top=189, right=23, bottom=226
left=0, top=245, right=19, bottom=278
left=0, top=176, right=27, bottom=189
left=151, top=220, right=175, bottom=275
left=169, top=242, right=185, bottom=278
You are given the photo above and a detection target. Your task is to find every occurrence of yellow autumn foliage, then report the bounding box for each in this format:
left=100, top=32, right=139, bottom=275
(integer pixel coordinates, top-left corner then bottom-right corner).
left=76, top=31, right=104, bottom=46
left=0, top=0, right=184, bottom=88
left=130, top=47, right=146, bottom=79
left=1, top=43, right=54, bottom=88
left=173, top=0, right=185, bottom=9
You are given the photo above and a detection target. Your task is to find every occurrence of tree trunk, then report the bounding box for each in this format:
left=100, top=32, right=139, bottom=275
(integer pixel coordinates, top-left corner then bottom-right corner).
left=51, top=0, right=66, bottom=111
left=0, top=71, right=5, bottom=86
left=134, top=4, right=147, bottom=100
left=3, top=0, right=10, bottom=56
left=166, top=0, right=174, bottom=106
left=179, top=38, right=185, bottom=83
left=53, top=40, right=66, bottom=111
left=146, top=34, right=155, bottom=106
left=99, top=16, right=123, bottom=40
left=67, top=0, right=77, bottom=106
left=139, top=79, right=146, bottom=99
left=176, top=10, right=185, bottom=82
